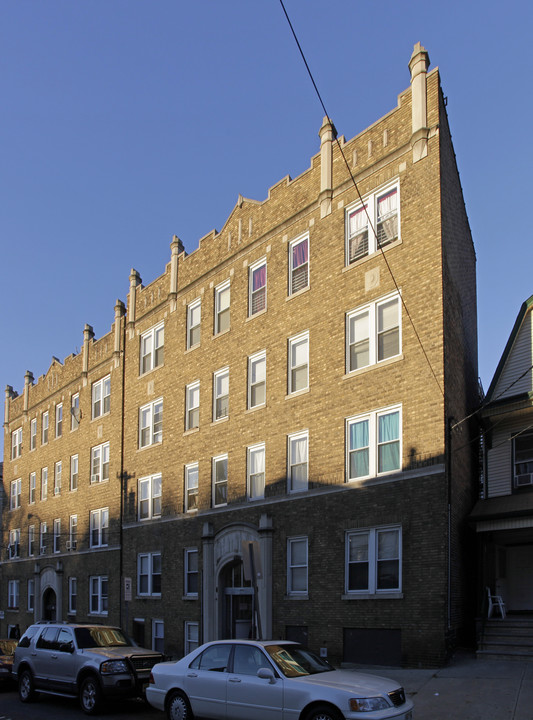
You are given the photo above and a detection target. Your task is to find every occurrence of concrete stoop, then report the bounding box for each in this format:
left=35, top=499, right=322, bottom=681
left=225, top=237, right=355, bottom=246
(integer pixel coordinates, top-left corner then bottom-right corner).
left=477, top=616, right=533, bottom=661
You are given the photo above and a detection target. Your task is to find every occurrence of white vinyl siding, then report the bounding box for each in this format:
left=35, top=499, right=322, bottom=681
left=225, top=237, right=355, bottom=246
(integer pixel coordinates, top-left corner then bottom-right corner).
left=487, top=419, right=532, bottom=497
left=492, top=311, right=533, bottom=400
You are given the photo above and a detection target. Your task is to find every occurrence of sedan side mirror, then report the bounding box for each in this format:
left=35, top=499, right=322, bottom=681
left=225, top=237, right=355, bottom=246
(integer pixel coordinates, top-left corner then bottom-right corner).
left=257, top=667, right=276, bottom=684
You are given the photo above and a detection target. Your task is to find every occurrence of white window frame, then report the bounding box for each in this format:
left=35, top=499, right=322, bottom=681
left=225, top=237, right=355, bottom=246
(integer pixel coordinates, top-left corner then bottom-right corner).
left=346, top=405, right=402, bottom=481
left=185, top=382, right=200, bottom=430
left=92, top=375, right=111, bottom=419
left=185, top=463, right=199, bottom=512
left=289, top=233, right=309, bottom=295
left=184, top=548, right=199, bottom=597
left=346, top=293, right=401, bottom=373
left=54, top=461, right=62, bottom=495
left=71, top=393, right=80, bottom=431
left=288, top=331, right=309, bottom=394
left=187, top=298, right=201, bottom=349
left=287, top=537, right=308, bottom=595
left=185, top=621, right=199, bottom=654
left=91, top=442, right=110, bottom=484
left=152, top=619, right=164, bottom=653
left=10, top=478, right=21, bottom=510
left=70, top=454, right=78, bottom=491
left=30, top=418, right=37, bottom=450
left=29, top=472, right=36, bottom=504
left=138, top=552, right=162, bottom=597
left=42, top=411, right=49, bottom=444
left=28, top=525, right=35, bottom=556
left=247, top=443, right=265, bottom=500
left=28, top=579, right=35, bottom=611
left=248, top=351, right=266, bottom=409
left=212, top=454, right=228, bottom=508
left=90, top=508, right=109, bottom=548
left=249, top=258, right=267, bottom=316
left=41, top=467, right=48, bottom=501
left=68, top=515, right=78, bottom=551
left=69, top=577, right=77, bottom=614
left=214, top=280, right=230, bottom=334
left=288, top=431, right=309, bottom=493
left=140, top=322, right=164, bottom=374
left=345, top=181, right=400, bottom=265
left=8, top=528, right=20, bottom=558
left=139, top=398, right=163, bottom=448
left=8, top=580, right=19, bottom=609
left=213, top=367, right=229, bottom=421
left=53, top=518, right=61, bottom=553
left=514, top=431, right=533, bottom=487
left=89, top=575, right=108, bottom=615
left=345, top=525, right=402, bottom=595
left=55, top=403, right=63, bottom=438
left=138, top=474, right=162, bottom=521
left=11, top=427, right=22, bottom=459
left=40, top=522, right=47, bottom=555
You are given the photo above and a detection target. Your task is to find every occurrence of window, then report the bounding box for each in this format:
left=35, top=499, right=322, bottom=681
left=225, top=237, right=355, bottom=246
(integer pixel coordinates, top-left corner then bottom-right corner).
left=91, top=442, right=110, bottom=483
left=212, top=455, right=228, bottom=507
left=347, top=406, right=401, bottom=480
left=30, top=418, right=37, bottom=450
left=140, top=322, right=164, bottom=374
left=289, top=234, right=309, bottom=294
left=53, top=519, right=61, bottom=553
left=139, top=399, right=163, bottom=448
left=138, top=474, right=162, bottom=520
left=8, top=529, right=20, bottom=558
left=185, top=548, right=199, bottom=596
left=345, top=183, right=399, bottom=264
left=41, top=467, right=48, bottom=500
left=187, top=299, right=201, bottom=349
left=92, top=375, right=111, bottom=419
left=153, top=620, right=164, bottom=653
left=40, top=522, right=47, bottom=555
left=71, top=393, right=80, bottom=430
left=213, top=368, right=229, bottom=421
left=28, top=525, right=35, bottom=556
left=11, top=427, right=22, bottom=459
left=288, top=432, right=308, bottom=492
left=42, top=411, right=49, bottom=444
left=69, top=577, right=77, bottom=614
left=185, top=463, right=199, bottom=512
left=10, top=478, right=21, bottom=510
left=70, top=455, right=78, bottom=491
left=215, top=281, right=230, bottom=334
left=248, top=352, right=266, bottom=409
left=288, top=537, right=308, bottom=595
left=55, top=403, right=63, bottom=437
left=346, top=294, right=401, bottom=372
left=514, top=432, right=533, bottom=487
left=185, top=622, right=199, bottom=654
left=90, top=508, right=109, bottom=548
left=247, top=444, right=265, bottom=500
left=29, top=472, right=36, bottom=504
left=54, top=461, right=62, bottom=495
left=68, top=515, right=78, bottom=551
left=186, top=382, right=200, bottom=430
left=288, top=332, right=309, bottom=394
left=28, top=579, right=35, bottom=611
left=249, top=258, right=266, bottom=315
left=138, top=553, right=162, bottom=596
left=346, top=526, right=401, bottom=594
left=89, top=576, right=108, bottom=615
left=8, top=580, right=19, bottom=609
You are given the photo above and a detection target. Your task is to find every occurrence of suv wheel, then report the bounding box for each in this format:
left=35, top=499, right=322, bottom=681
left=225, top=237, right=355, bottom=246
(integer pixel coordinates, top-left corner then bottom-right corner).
left=79, top=675, right=102, bottom=715
left=19, top=668, right=38, bottom=702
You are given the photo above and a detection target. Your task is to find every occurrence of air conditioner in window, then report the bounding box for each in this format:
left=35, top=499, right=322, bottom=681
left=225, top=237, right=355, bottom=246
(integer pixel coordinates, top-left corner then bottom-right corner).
left=91, top=474, right=100, bottom=483
left=516, top=473, right=533, bottom=486
left=66, top=540, right=77, bottom=551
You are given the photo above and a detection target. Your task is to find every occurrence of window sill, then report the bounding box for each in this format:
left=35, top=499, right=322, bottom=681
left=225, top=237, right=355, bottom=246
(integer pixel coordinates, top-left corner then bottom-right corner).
left=341, top=592, right=403, bottom=600
left=287, top=286, right=310, bottom=301
left=185, top=343, right=200, bottom=354
left=139, top=363, right=165, bottom=379
left=183, top=427, right=200, bottom=437
left=213, top=327, right=231, bottom=339
left=285, top=594, right=309, bottom=600
left=246, top=308, right=267, bottom=322
left=182, top=595, right=198, bottom=601
left=211, top=416, right=229, bottom=427
left=342, top=239, right=402, bottom=272
left=285, top=387, right=310, bottom=400
left=245, top=404, right=266, bottom=414
left=343, top=354, right=403, bottom=379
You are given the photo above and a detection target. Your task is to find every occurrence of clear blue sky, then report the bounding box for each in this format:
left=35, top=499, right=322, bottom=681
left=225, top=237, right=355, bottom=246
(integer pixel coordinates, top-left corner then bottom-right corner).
left=1, top=0, right=532, bottom=456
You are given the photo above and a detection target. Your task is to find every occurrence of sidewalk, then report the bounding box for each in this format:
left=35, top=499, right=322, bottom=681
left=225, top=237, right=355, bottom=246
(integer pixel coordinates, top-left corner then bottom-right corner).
left=357, top=650, right=533, bottom=719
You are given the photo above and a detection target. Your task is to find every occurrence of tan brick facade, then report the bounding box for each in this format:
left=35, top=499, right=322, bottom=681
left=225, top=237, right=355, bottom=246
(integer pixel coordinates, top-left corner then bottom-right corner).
left=2, top=46, right=478, bottom=666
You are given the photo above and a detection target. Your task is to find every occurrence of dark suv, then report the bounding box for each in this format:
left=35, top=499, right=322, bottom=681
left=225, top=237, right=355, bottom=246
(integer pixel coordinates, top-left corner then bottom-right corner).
left=13, top=622, right=164, bottom=714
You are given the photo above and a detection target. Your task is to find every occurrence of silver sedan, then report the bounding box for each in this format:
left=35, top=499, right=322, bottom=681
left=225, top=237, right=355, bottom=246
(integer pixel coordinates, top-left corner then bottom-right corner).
left=146, top=639, right=413, bottom=720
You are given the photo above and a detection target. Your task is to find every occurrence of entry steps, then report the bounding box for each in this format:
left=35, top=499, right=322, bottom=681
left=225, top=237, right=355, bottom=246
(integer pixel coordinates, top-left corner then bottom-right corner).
left=477, top=617, right=533, bottom=661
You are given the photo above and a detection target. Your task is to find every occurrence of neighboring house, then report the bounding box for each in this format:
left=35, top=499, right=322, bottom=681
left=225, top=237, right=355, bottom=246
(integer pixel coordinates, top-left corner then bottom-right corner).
left=1, top=44, right=478, bottom=666
left=471, top=295, right=533, bottom=613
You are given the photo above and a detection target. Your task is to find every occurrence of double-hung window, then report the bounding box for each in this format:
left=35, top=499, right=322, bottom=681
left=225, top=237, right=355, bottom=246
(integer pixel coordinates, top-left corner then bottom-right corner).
left=213, top=368, right=229, bottom=421
left=8, top=580, right=19, bottom=609
left=288, top=432, right=308, bottom=492
left=71, top=393, right=80, bottom=430
left=29, top=472, right=36, bottom=504
left=30, top=418, right=37, bottom=449
left=138, top=553, right=162, bottom=596
left=92, top=375, right=111, bottom=419
left=28, top=579, right=35, bottom=611
left=41, top=467, right=48, bottom=501
left=247, top=443, right=265, bottom=500
left=347, top=406, right=401, bottom=480
left=345, top=526, right=401, bottom=594
left=40, top=522, right=47, bottom=554
left=248, top=352, right=266, bottom=409
left=153, top=620, right=164, bottom=653
left=185, top=463, right=199, bottom=512
left=288, top=332, right=309, bottom=394
left=185, top=622, right=199, bottom=654
left=139, top=399, right=163, bottom=448
left=69, top=515, right=78, bottom=550
left=8, top=529, right=20, bottom=558
left=56, top=403, right=63, bottom=437
left=91, top=442, right=110, bottom=483
left=54, top=461, right=62, bottom=495
left=346, top=293, right=401, bottom=372
left=187, top=299, right=201, bottom=349
left=212, top=455, right=228, bottom=507
left=249, top=258, right=266, bottom=315
left=215, top=281, right=230, bottom=334
left=42, top=412, right=49, bottom=444
left=289, top=234, right=309, bottom=294
left=138, top=474, right=162, bottom=520
left=28, top=526, right=35, bottom=556
left=10, top=478, right=21, bottom=510
left=70, top=455, right=78, bottom=491
left=53, top=519, right=61, bottom=553
left=90, top=508, right=109, bottom=548
left=185, top=548, right=199, bottom=596
left=140, top=322, right=164, bottom=374
left=89, top=576, right=108, bottom=615
left=69, top=578, right=77, bottom=614
left=11, top=428, right=22, bottom=459
left=345, top=183, right=399, bottom=264
left=514, top=432, right=533, bottom=487
left=287, top=537, right=308, bottom=595
left=185, top=382, right=200, bottom=430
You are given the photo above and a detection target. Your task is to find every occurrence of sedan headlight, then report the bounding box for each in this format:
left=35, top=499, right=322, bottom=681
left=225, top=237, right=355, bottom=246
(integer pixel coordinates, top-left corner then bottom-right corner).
left=350, top=697, right=390, bottom=712
left=101, top=660, right=130, bottom=675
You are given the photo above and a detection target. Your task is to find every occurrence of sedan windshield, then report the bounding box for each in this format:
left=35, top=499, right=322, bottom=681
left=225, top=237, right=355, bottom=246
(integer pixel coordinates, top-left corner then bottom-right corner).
left=74, top=627, right=131, bottom=649
left=264, top=644, right=334, bottom=678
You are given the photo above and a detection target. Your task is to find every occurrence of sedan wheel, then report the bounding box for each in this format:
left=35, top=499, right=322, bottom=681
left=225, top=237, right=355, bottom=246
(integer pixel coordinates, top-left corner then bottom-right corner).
left=304, top=704, right=344, bottom=720
left=167, top=691, right=193, bottom=720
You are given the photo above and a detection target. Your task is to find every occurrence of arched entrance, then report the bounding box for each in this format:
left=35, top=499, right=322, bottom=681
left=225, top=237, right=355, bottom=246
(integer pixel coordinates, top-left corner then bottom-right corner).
left=219, top=558, right=253, bottom=639
left=42, top=587, right=57, bottom=621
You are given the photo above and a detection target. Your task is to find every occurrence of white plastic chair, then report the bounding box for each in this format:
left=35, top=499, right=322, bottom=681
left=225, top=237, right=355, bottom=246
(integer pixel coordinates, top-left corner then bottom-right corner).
left=486, top=587, right=506, bottom=619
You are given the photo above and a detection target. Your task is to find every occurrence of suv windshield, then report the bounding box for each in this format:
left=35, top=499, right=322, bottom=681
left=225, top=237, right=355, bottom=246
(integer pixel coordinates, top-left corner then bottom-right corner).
left=74, top=627, right=131, bottom=649
left=264, top=644, right=334, bottom=678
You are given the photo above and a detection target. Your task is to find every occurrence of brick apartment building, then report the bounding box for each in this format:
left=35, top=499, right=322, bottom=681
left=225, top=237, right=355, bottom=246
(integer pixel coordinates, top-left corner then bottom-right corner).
left=2, top=44, right=478, bottom=666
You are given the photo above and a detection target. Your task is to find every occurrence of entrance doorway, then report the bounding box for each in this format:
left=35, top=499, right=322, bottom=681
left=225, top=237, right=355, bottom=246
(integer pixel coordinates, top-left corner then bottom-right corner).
left=220, top=559, right=253, bottom=639
left=42, top=588, right=57, bottom=621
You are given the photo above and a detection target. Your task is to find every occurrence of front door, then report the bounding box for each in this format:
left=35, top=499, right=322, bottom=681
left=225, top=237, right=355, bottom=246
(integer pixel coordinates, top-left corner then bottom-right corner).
left=220, top=559, right=253, bottom=639
left=42, top=587, right=57, bottom=621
